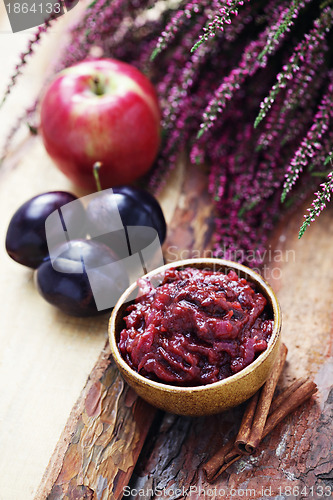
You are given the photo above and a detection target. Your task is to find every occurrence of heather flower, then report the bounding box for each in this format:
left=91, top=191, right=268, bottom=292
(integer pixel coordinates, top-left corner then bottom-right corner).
left=1, top=16, right=56, bottom=107
left=197, top=0, right=297, bottom=139
left=257, top=48, right=327, bottom=150
left=191, top=0, right=250, bottom=52
left=257, top=0, right=310, bottom=62
left=151, top=1, right=209, bottom=60
left=299, top=172, right=333, bottom=237
left=254, top=6, right=333, bottom=128
left=282, top=74, right=333, bottom=202
left=3, top=0, right=333, bottom=266
left=58, top=0, right=157, bottom=70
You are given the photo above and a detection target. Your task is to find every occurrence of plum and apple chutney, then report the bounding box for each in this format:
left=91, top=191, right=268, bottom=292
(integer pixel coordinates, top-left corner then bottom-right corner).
left=118, top=267, right=273, bottom=386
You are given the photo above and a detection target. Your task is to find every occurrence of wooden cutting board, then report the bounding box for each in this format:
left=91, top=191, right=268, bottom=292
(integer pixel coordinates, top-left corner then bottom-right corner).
left=0, top=7, right=332, bottom=499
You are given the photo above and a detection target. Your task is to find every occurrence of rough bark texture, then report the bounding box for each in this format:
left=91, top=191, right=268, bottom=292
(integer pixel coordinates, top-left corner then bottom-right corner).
left=35, top=342, right=156, bottom=500
left=37, top=162, right=333, bottom=499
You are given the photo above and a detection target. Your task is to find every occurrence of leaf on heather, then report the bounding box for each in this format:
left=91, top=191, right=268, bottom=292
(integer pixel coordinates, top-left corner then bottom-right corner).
left=324, top=152, right=333, bottom=165
left=320, top=0, right=333, bottom=9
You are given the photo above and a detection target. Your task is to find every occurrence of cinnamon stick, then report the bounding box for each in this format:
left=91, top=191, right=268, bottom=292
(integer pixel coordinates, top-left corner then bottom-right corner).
left=202, top=439, right=236, bottom=481
left=233, top=391, right=259, bottom=455
left=208, top=454, right=242, bottom=482
left=268, top=376, right=308, bottom=415
left=203, top=376, right=317, bottom=483
left=235, top=343, right=288, bottom=454
left=262, top=378, right=317, bottom=439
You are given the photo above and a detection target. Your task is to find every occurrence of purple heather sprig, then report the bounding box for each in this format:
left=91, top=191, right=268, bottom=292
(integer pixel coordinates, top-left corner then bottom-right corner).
left=150, top=1, right=209, bottom=60
left=257, top=0, right=310, bottom=62
left=58, top=0, right=156, bottom=71
left=281, top=74, right=333, bottom=202
left=1, top=16, right=56, bottom=107
left=223, top=0, right=254, bottom=42
left=257, top=43, right=327, bottom=150
left=254, top=6, right=333, bottom=129
left=299, top=172, right=333, bottom=238
left=197, top=1, right=294, bottom=139
left=307, top=129, right=333, bottom=175
left=191, top=0, right=249, bottom=52
left=157, top=19, right=211, bottom=130
left=160, top=0, right=259, bottom=138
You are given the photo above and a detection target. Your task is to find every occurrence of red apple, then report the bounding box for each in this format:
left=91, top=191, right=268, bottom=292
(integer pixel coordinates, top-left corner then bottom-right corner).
left=39, top=59, right=161, bottom=190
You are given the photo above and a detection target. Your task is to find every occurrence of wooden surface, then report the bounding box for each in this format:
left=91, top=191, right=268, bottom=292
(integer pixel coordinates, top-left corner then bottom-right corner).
left=0, top=7, right=332, bottom=500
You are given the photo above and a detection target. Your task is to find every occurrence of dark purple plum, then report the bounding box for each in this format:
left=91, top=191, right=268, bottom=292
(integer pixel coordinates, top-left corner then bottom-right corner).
left=36, top=239, right=129, bottom=316
left=85, top=186, right=167, bottom=251
left=5, top=191, right=85, bottom=269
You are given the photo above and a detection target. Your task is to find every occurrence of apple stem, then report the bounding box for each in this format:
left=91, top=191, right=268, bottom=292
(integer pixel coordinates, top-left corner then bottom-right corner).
left=27, top=122, right=38, bottom=135
left=93, top=162, right=103, bottom=192
left=93, top=76, right=104, bottom=96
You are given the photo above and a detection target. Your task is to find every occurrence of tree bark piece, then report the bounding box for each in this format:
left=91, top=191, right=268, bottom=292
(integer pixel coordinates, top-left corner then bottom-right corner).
left=36, top=161, right=215, bottom=499
left=35, top=342, right=156, bottom=500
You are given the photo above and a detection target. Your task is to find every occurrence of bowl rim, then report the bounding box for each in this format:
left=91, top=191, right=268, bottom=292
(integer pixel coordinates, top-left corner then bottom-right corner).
left=108, top=257, right=282, bottom=394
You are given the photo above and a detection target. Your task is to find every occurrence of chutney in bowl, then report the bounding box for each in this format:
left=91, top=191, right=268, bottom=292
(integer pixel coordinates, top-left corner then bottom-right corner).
left=108, top=258, right=282, bottom=416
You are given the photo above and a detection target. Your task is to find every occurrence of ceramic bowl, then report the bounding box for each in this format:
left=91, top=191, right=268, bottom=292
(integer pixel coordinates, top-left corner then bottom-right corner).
left=108, top=258, right=282, bottom=416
